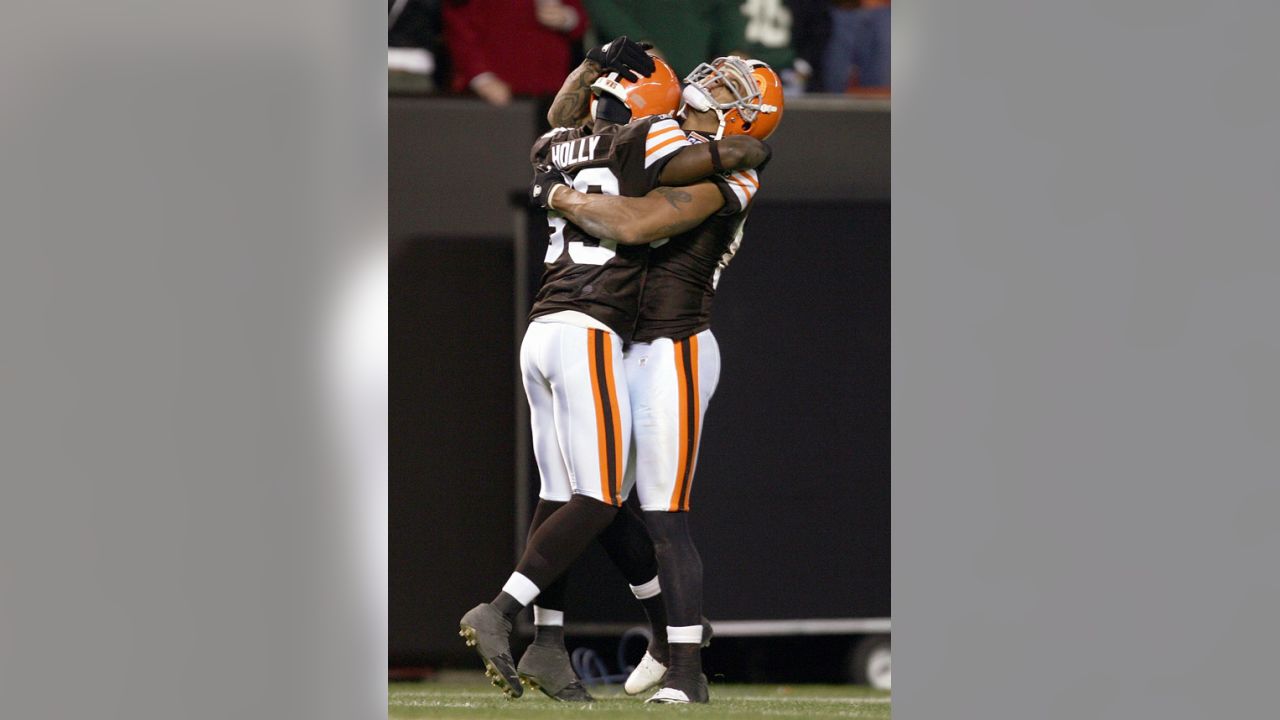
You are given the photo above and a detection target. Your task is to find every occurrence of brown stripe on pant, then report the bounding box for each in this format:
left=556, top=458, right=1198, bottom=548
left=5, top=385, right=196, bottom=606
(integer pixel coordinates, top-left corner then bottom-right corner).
left=670, top=335, right=700, bottom=512
left=587, top=329, right=623, bottom=505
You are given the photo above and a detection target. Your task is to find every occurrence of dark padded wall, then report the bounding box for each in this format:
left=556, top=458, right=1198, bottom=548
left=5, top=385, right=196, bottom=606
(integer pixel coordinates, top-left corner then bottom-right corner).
left=696, top=201, right=891, bottom=619
left=559, top=201, right=890, bottom=623
left=389, top=237, right=516, bottom=665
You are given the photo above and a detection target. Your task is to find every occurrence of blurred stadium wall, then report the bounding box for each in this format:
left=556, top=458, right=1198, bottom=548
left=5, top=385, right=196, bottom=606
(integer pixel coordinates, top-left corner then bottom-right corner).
left=390, top=96, right=889, bottom=675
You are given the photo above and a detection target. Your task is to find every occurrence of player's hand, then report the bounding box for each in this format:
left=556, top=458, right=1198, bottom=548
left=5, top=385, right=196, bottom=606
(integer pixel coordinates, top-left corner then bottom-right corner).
left=586, top=36, right=655, bottom=82
left=530, top=164, right=570, bottom=210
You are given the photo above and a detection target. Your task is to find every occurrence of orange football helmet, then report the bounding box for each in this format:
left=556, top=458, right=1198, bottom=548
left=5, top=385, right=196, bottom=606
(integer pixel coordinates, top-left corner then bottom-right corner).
left=590, top=54, right=682, bottom=120
left=680, top=56, right=785, bottom=140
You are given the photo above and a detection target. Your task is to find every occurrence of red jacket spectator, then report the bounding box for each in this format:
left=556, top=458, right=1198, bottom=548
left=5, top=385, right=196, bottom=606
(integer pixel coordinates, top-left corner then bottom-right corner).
left=443, top=0, right=589, bottom=101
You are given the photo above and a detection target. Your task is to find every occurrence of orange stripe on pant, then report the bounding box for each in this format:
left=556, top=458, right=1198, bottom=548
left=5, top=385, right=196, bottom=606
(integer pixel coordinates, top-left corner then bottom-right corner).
left=587, top=330, right=621, bottom=505
left=601, top=334, right=624, bottom=504
left=670, top=335, right=701, bottom=511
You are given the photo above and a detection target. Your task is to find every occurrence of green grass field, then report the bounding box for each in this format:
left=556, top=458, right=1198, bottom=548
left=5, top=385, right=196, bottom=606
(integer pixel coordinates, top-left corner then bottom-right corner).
left=390, top=676, right=890, bottom=719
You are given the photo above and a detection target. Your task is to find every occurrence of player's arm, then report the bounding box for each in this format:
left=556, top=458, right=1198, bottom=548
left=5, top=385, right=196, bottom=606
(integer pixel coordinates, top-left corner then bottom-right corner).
left=657, top=136, right=772, bottom=186
left=542, top=181, right=727, bottom=246
left=547, top=59, right=602, bottom=128
left=548, top=37, right=655, bottom=128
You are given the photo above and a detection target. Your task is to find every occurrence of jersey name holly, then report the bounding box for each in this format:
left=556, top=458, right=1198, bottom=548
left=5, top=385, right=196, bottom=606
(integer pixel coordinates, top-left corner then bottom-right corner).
left=551, top=135, right=609, bottom=170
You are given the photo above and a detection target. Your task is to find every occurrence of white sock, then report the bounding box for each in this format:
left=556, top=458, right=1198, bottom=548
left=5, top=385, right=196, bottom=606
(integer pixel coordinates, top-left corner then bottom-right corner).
left=667, top=624, right=702, bottom=645
left=630, top=575, right=662, bottom=600
left=533, top=606, right=564, bottom=626
left=501, top=572, right=540, bottom=606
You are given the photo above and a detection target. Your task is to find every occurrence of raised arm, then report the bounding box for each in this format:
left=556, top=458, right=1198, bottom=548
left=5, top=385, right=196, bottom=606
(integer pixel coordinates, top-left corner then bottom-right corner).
left=547, top=59, right=603, bottom=128
left=657, top=136, right=771, bottom=186
left=548, top=37, right=656, bottom=128
left=549, top=182, right=726, bottom=246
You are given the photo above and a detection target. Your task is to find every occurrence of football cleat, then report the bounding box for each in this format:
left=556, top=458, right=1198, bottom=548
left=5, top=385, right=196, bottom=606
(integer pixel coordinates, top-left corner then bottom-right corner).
left=645, top=673, right=709, bottom=704
left=623, top=651, right=666, bottom=696
left=458, top=603, right=522, bottom=699
left=516, top=643, right=594, bottom=702
left=623, top=617, right=715, bottom=696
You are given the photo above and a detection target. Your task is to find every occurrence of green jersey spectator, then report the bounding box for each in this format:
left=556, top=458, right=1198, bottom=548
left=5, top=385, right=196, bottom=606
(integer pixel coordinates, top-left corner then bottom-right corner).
left=582, top=0, right=748, bottom=78
left=737, top=0, right=832, bottom=94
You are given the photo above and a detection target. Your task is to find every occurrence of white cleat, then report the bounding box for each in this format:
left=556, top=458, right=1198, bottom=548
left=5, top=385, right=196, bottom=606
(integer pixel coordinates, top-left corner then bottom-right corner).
left=645, top=673, right=709, bottom=704
left=624, top=652, right=667, bottom=696
left=645, top=688, right=692, bottom=704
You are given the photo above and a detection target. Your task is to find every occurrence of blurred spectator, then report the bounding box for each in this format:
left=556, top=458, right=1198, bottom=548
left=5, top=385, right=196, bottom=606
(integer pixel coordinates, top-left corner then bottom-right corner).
left=441, top=0, right=588, bottom=106
left=823, top=0, right=890, bottom=94
left=389, top=0, right=444, bottom=93
left=582, top=0, right=747, bottom=78
left=737, top=0, right=832, bottom=95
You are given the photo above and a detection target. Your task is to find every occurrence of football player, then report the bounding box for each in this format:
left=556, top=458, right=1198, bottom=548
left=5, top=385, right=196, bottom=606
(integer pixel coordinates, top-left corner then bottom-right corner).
left=459, top=39, right=771, bottom=702
left=529, top=55, right=785, bottom=704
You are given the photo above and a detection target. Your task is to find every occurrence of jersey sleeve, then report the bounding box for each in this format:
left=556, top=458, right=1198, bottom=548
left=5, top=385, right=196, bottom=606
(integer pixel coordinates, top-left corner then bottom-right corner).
left=710, top=169, right=760, bottom=215
left=640, top=117, right=691, bottom=178
left=613, top=116, right=692, bottom=190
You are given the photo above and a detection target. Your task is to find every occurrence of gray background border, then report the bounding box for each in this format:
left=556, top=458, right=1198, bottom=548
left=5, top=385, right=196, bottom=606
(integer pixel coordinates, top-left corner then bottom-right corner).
left=896, top=1, right=1280, bottom=717
left=1, top=1, right=1278, bottom=718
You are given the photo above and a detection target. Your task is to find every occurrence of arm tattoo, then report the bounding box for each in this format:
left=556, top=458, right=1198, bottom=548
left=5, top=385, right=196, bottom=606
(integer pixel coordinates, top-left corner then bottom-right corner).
left=655, top=187, right=694, bottom=211
left=548, top=62, right=601, bottom=127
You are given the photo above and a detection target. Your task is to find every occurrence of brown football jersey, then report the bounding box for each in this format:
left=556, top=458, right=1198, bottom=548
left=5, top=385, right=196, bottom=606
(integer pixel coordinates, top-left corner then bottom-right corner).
left=632, top=131, right=760, bottom=344
left=528, top=116, right=690, bottom=340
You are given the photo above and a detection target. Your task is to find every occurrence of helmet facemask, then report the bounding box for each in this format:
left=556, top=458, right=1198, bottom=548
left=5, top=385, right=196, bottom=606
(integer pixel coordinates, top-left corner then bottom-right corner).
left=680, top=57, right=765, bottom=139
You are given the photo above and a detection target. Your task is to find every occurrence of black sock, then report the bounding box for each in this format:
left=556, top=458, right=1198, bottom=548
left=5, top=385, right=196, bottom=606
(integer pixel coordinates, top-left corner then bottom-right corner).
left=598, top=500, right=660, bottom=585
left=643, top=511, right=703, bottom=628
left=527, top=500, right=569, bottom=612
left=597, top=500, right=668, bottom=659
left=666, top=643, right=702, bottom=685
left=515, top=495, right=619, bottom=590
left=532, top=624, right=565, bottom=649
left=491, top=591, right=524, bottom=620
left=640, top=594, right=669, bottom=663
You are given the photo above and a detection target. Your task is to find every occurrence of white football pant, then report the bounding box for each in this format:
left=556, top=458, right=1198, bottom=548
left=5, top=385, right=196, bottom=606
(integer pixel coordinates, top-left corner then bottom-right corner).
left=623, top=329, right=721, bottom=512
left=521, top=321, right=632, bottom=506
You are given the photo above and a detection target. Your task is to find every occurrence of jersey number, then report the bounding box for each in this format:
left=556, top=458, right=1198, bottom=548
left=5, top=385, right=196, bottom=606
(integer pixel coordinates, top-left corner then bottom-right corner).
left=741, top=0, right=792, bottom=48
left=544, top=167, right=622, bottom=265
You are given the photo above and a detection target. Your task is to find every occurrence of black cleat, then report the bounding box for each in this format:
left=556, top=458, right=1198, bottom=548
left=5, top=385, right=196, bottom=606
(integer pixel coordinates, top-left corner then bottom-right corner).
left=517, top=643, right=594, bottom=702
left=458, top=603, right=522, bottom=699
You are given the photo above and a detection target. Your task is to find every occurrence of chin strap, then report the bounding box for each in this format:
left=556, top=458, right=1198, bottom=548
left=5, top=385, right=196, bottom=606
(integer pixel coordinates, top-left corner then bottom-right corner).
left=595, top=94, right=632, bottom=124
left=680, top=82, right=729, bottom=139
left=592, top=74, right=633, bottom=124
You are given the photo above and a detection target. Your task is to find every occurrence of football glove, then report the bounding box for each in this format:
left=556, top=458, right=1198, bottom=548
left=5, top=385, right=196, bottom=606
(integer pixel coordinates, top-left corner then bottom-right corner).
left=586, top=36, right=655, bottom=83
left=530, top=164, right=570, bottom=210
